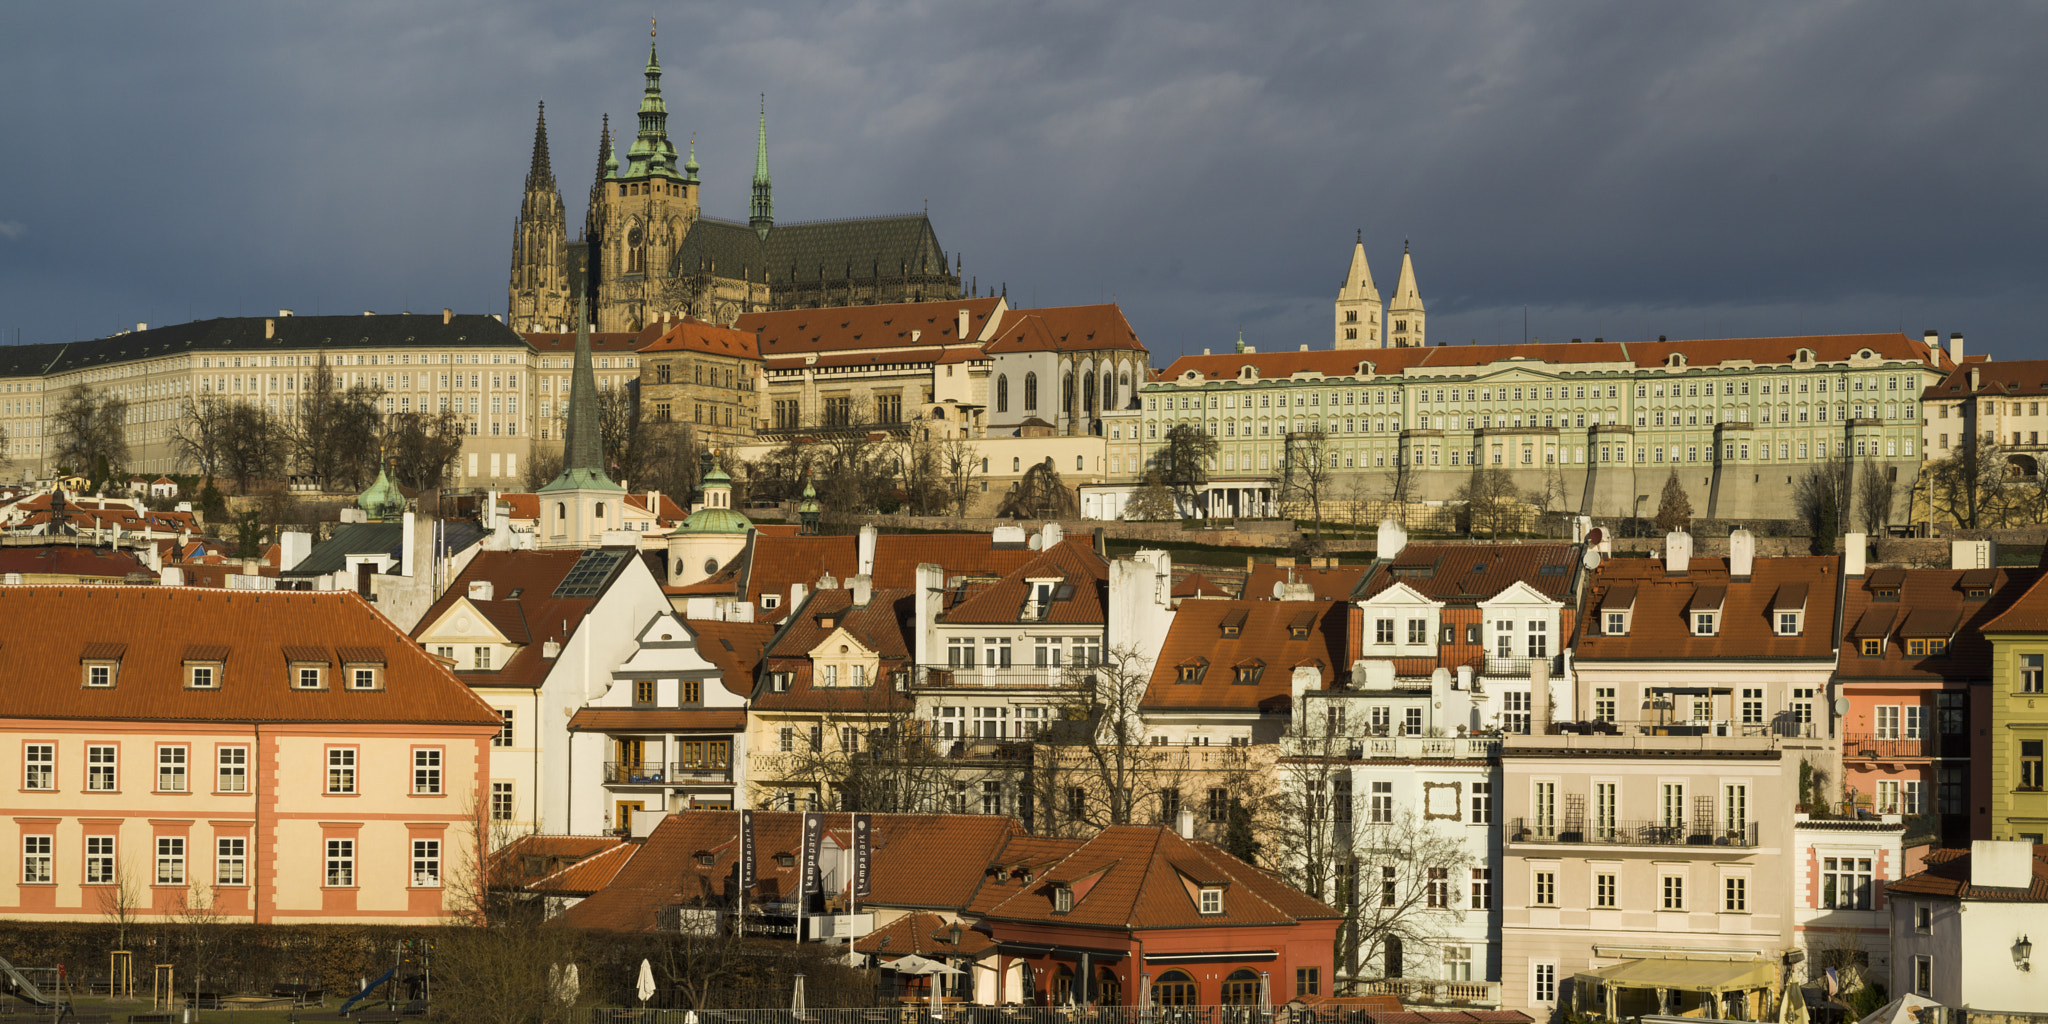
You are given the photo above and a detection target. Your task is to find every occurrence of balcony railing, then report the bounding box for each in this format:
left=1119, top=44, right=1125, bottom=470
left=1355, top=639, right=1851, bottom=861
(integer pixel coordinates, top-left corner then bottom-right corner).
left=1509, top=817, right=1759, bottom=848
left=1480, top=653, right=1566, bottom=678
left=1356, top=978, right=1501, bottom=1009
left=914, top=665, right=1091, bottom=689
left=1287, top=735, right=1502, bottom=760
left=602, top=761, right=732, bottom=785
left=1843, top=733, right=1952, bottom=759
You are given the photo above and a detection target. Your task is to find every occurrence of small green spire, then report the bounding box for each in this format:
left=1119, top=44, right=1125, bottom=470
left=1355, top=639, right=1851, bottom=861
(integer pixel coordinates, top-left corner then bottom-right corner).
left=684, top=134, right=699, bottom=183
left=622, top=20, right=679, bottom=180
left=750, top=95, right=773, bottom=239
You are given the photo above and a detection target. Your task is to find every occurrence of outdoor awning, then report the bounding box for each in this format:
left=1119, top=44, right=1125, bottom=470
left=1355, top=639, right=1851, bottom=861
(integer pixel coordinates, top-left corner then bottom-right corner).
left=1574, top=958, right=1776, bottom=993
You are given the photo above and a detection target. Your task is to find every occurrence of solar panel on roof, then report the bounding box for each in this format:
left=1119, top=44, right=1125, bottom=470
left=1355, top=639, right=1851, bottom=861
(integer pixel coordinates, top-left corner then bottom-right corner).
left=1538, top=564, right=1566, bottom=576
left=553, top=549, right=628, bottom=598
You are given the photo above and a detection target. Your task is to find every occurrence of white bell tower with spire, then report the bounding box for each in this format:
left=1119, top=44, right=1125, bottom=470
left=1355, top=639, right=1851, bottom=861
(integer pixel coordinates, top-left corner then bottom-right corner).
left=1388, top=240, right=1426, bottom=348
left=1334, top=230, right=1383, bottom=349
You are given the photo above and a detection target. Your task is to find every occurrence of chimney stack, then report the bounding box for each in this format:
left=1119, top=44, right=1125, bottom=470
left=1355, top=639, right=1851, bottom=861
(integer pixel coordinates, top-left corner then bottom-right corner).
left=957, top=308, right=970, bottom=341
left=442, top=308, right=453, bottom=325
left=279, top=309, right=294, bottom=317
left=1664, top=530, right=1693, bottom=574
left=1951, top=333, right=1966, bottom=365
left=1844, top=531, right=1867, bottom=578
left=265, top=319, right=275, bottom=339
left=1728, top=529, right=1755, bottom=580
left=1924, top=329, right=1939, bottom=353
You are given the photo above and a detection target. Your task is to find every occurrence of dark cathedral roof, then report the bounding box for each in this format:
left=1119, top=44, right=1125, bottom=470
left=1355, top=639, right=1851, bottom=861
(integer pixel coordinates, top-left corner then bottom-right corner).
left=671, top=215, right=950, bottom=286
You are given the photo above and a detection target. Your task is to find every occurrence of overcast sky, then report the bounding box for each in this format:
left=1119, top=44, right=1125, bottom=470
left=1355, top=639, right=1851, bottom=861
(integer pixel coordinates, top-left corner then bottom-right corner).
left=3, top=1, right=2043, bottom=365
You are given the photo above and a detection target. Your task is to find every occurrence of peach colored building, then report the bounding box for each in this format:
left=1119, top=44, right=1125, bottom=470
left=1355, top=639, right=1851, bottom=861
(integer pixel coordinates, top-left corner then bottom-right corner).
left=0, top=587, right=500, bottom=923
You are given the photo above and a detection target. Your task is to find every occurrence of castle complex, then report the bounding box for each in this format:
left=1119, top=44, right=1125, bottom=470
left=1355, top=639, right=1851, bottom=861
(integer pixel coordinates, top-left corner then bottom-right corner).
left=508, top=26, right=964, bottom=335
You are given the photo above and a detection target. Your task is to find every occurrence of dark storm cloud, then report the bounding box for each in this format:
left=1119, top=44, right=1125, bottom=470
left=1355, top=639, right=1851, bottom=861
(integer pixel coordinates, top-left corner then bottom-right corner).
left=1, top=1, right=2042, bottom=360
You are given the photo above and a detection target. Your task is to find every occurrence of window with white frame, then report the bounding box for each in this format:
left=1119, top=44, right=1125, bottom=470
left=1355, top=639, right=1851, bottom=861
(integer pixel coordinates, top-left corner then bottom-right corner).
left=1821, top=857, right=1873, bottom=909
left=1494, top=620, right=1514, bottom=658
left=1533, top=963, right=1557, bottom=1003
left=1471, top=781, right=1492, bottom=824
left=1594, top=871, right=1617, bottom=908
left=1660, top=874, right=1685, bottom=910
left=413, top=749, right=442, bottom=794
left=412, top=839, right=441, bottom=887
left=217, top=838, right=246, bottom=885
left=1502, top=691, right=1532, bottom=734
left=327, top=748, right=356, bottom=794
left=947, top=637, right=975, bottom=667
left=1525, top=620, right=1548, bottom=657
left=1198, top=887, right=1222, bottom=914
left=1403, top=706, right=1424, bottom=736
left=217, top=746, right=247, bottom=792
left=493, top=709, right=515, bottom=747
left=156, top=836, right=186, bottom=885
left=1533, top=869, right=1556, bottom=906
left=1724, top=875, right=1747, bottom=912
left=157, top=746, right=187, bottom=792
left=87, top=744, right=117, bottom=791
left=1469, top=868, right=1491, bottom=909
left=86, top=837, right=115, bottom=884
left=490, top=782, right=515, bottom=821
left=21, top=836, right=51, bottom=884
left=1443, top=946, right=1473, bottom=981
left=23, top=743, right=53, bottom=790
left=325, top=839, right=355, bottom=886
left=1913, top=955, right=1931, bottom=995
left=1370, top=781, right=1393, bottom=822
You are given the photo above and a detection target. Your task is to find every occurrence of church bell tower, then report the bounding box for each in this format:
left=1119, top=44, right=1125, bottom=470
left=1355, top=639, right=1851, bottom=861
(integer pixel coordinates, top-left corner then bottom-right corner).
left=508, top=101, right=570, bottom=333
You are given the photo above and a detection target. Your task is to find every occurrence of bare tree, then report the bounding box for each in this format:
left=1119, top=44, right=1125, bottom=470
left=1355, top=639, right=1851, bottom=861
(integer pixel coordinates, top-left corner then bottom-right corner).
left=52, top=385, right=129, bottom=480
left=1159, top=424, right=1220, bottom=517
left=996, top=460, right=1078, bottom=519
left=1857, top=461, right=1897, bottom=535
left=0, top=425, right=11, bottom=473
left=894, top=427, right=947, bottom=515
left=633, top=422, right=703, bottom=501
left=385, top=408, right=468, bottom=490
left=1915, top=439, right=2010, bottom=528
left=99, top=861, right=143, bottom=958
left=289, top=355, right=386, bottom=490
left=595, top=386, right=640, bottom=484
left=524, top=446, right=565, bottom=491
left=1346, top=809, right=1472, bottom=982
left=1795, top=449, right=1855, bottom=553
left=1282, top=429, right=1335, bottom=539
left=939, top=435, right=981, bottom=516
left=1123, top=472, right=1178, bottom=522
left=1454, top=466, right=1523, bottom=538
left=1045, top=644, right=1175, bottom=829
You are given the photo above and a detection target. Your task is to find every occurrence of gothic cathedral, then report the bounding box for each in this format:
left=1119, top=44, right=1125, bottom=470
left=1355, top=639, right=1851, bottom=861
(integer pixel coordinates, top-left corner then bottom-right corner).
left=508, top=27, right=965, bottom=333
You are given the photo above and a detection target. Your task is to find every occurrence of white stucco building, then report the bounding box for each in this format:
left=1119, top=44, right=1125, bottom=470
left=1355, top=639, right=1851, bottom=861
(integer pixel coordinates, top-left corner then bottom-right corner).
left=1886, top=839, right=2048, bottom=1013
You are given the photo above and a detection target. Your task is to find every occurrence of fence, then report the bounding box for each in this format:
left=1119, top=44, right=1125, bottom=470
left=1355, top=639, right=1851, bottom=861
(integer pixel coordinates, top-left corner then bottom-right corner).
left=1508, top=817, right=1760, bottom=848
left=575, top=1007, right=1356, bottom=1024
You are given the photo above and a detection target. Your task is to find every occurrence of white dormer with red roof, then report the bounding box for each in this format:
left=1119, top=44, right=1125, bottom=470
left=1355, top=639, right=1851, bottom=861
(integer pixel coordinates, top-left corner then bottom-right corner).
left=1358, top=581, right=1445, bottom=658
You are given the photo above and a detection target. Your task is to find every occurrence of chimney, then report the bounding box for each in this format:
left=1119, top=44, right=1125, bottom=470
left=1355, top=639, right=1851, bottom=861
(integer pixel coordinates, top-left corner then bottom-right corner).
left=957, top=308, right=970, bottom=341
left=1177, top=806, right=1195, bottom=839
left=850, top=574, right=873, bottom=608
left=1950, top=333, right=1965, bottom=364
left=279, top=308, right=294, bottom=317
left=857, top=524, right=878, bottom=577
left=1530, top=658, right=1551, bottom=735
left=265, top=319, right=276, bottom=339
left=160, top=566, right=184, bottom=587
left=1844, top=531, right=1867, bottom=578
left=790, top=582, right=808, bottom=610
left=1970, top=366, right=1980, bottom=391
left=1728, top=529, right=1756, bottom=580
left=1664, top=530, right=1693, bottom=574
left=242, top=559, right=258, bottom=576
left=1376, top=519, right=1408, bottom=560
left=135, top=322, right=147, bottom=333
left=1924, top=329, right=1939, bottom=353
left=542, top=640, right=561, bottom=659
left=468, top=580, right=495, bottom=601
left=401, top=511, right=417, bottom=578
left=443, top=308, right=453, bottom=325
left=1041, top=522, right=1064, bottom=549
left=1970, top=840, right=2036, bottom=889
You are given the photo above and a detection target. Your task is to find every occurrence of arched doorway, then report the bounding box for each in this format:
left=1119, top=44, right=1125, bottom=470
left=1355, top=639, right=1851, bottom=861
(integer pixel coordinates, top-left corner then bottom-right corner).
left=1385, top=936, right=1404, bottom=978
left=1221, top=969, right=1262, bottom=1006
left=1051, top=965, right=1075, bottom=1006
left=1093, top=967, right=1121, bottom=1007
left=1152, top=970, right=1197, bottom=1007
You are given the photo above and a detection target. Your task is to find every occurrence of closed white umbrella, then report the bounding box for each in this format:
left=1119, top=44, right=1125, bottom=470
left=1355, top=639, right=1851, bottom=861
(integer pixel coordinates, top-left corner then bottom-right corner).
left=635, top=959, right=656, bottom=1007
left=793, top=973, right=807, bottom=1015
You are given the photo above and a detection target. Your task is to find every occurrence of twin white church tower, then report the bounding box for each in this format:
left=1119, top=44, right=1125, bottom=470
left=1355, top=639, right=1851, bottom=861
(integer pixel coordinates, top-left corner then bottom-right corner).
left=1333, top=234, right=1426, bottom=350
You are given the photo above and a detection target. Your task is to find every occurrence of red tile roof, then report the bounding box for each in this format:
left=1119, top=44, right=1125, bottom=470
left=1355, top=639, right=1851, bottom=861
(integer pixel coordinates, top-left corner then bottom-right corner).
left=854, top=910, right=1000, bottom=959
left=940, top=540, right=1107, bottom=626
left=520, top=324, right=665, bottom=355
left=980, top=304, right=1145, bottom=355
left=1173, top=571, right=1232, bottom=599
left=411, top=550, right=622, bottom=690
left=554, top=810, right=1035, bottom=932
left=1884, top=844, right=2048, bottom=902
left=732, top=532, right=1043, bottom=622
left=980, top=825, right=1340, bottom=930
left=1157, top=332, right=1943, bottom=384
left=740, top=298, right=1005, bottom=361
left=1245, top=562, right=1368, bottom=602
left=756, top=588, right=917, bottom=712
left=639, top=318, right=763, bottom=361
left=1839, top=567, right=2041, bottom=678
left=681, top=618, right=776, bottom=696
left=488, top=834, right=632, bottom=890
left=0, top=587, right=499, bottom=726
left=1984, top=568, right=2048, bottom=634
left=1143, top=600, right=1348, bottom=711
left=566, top=709, right=748, bottom=732
left=0, top=546, right=155, bottom=580
left=1573, top=555, right=1840, bottom=661
left=1922, top=357, right=2048, bottom=400
left=1357, top=543, right=1582, bottom=604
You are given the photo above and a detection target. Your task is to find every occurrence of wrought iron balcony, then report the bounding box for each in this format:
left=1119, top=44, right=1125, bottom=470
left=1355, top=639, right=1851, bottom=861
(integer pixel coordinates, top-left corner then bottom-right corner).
left=602, top=761, right=732, bottom=785
left=1509, top=816, right=1759, bottom=848
left=1481, top=653, right=1566, bottom=678
left=1843, top=733, right=1951, bottom=759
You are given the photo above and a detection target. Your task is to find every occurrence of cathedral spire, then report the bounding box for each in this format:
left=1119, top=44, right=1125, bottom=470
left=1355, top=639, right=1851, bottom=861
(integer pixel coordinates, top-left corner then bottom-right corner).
left=750, top=95, right=774, bottom=239
left=623, top=20, right=679, bottom=180
left=1333, top=233, right=1383, bottom=350
left=1388, top=241, right=1426, bottom=348
left=527, top=101, right=555, bottom=189
left=542, top=259, right=623, bottom=495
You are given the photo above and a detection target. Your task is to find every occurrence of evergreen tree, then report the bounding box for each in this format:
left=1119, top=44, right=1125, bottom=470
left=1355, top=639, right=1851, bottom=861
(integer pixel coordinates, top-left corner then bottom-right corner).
left=1653, top=471, right=1693, bottom=532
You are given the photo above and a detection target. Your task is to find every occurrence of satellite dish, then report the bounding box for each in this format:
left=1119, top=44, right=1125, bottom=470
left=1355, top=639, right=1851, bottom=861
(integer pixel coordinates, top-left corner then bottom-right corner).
left=1028, top=536, right=1043, bottom=550
left=1271, top=581, right=1287, bottom=600
left=1833, top=697, right=1851, bottom=716
left=1586, top=527, right=1603, bottom=544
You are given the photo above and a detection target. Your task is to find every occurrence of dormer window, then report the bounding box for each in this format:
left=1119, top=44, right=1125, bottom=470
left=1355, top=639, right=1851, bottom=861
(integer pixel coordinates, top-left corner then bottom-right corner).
left=1054, top=886, right=1074, bottom=913
left=1220, top=608, right=1247, bottom=638
left=187, top=664, right=220, bottom=689
left=1598, top=586, right=1636, bottom=637
left=1777, top=611, right=1803, bottom=636
left=1198, top=887, right=1224, bottom=915
left=696, top=853, right=716, bottom=866
left=81, top=642, right=125, bottom=688
left=1693, top=613, right=1717, bottom=636
left=1930, top=638, right=1948, bottom=655
left=294, top=666, right=324, bottom=689
left=1233, top=661, right=1263, bottom=686
left=775, top=853, right=796, bottom=868
left=85, top=663, right=116, bottom=688
left=1771, top=584, right=1808, bottom=637
left=1861, top=638, right=1883, bottom=656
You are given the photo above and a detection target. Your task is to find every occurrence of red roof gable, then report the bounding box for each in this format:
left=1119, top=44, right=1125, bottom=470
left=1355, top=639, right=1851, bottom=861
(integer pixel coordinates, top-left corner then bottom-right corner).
left=1574, top=555, right=1840, bottom=661
left=980, top=825, right=1339, bottom=929
left=1144, top=600, right=1348, bottom=711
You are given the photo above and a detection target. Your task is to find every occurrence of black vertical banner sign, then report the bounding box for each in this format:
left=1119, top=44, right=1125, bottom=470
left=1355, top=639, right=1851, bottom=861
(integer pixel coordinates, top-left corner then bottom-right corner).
left=852, top=813, right=872, bottom=899
left=800, top=811, right=824, bottom=912
left=739, top=810, right=756, bottom=890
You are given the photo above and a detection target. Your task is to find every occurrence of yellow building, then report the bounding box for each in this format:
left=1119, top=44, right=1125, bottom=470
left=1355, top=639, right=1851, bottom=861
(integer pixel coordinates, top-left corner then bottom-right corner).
left=1982, top=566, right=2048, bottom=842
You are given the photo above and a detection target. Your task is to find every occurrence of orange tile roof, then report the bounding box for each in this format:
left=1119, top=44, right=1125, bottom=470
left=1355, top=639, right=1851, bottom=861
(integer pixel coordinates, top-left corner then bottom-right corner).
left=566, top=708, right=748, bottom=732
left=1245, top=563, right=1368, bottom=602
left=854, top=910, right=999, bottom=959
left=1357, top=543, right=1583, bottom=604
left=488, top=834, right=632, bottom=889
left=733, top=532, right=1043, bottom=622
left=756, top=588, right=916, bottom=712
left=0, top=546, right=154, bottom=579
left=1839, top=567, right=2041, bottom=678
left=1885, top=844, right=2048, bottom=902
left=0, top=587, right=499, bottom=726
left=1172, top=571, right=1232, bottom=599
left=939, top=539, right=1107, bottom=625
left=1984, top=568, right=2048, bottom=633
left=555, top=810, right=1034, bottom=931
left=682, top=618, right=776, bottom=696
left=412, top=550, right=621, bottom=690
left=1573, top=555, right=1840, bottom=661
left=740, top=298, right=1004, bottom=359
left=525, top=840, right=638, bottom=896
left=1144, top=600, right=1348, bottom=711
left=1156, top=332, right=1944, bottom=384
left=639, top=317, right=763, bottom=361
left=1921, top=357, right=2048, bottom=400
left=980, top=825, right=1339, bottom=930
left=980, top=304, right=1146, bottom=355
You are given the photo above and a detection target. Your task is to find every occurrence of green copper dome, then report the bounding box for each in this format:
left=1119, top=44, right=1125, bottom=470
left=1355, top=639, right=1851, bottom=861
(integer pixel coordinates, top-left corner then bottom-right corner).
left=675, top=506, right=753, bottom=535
left=797, top=478, right=820, bottom=514
left=357, top=465, right=405, bottom=521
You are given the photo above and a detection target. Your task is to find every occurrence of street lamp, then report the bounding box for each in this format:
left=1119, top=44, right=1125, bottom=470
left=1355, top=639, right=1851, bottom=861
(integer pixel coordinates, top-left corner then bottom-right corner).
left=2016, top=935, right=2033, bottom=971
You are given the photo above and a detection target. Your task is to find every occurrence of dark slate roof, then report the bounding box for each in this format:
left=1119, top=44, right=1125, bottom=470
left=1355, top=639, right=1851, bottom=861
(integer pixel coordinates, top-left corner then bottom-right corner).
left=668, top=215, right=950, bottom=287
left=1, top=314, right=527, bottom=377
left=673, top=219, right=771, bottom=279
left=281, top=521, right=483, bottom=578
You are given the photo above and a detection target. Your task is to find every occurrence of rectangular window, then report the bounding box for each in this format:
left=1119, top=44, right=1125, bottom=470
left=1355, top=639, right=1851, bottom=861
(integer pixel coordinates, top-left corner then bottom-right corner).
left=412, top=839, right=441, bottom=887
left=1444, top=946, right=1473, bottom=982
left=1821, top=857, right=1874, bottom=909
left=1724, top=876, right=1747, bottom=912
left=2024, top=654, right=2045, bottom=694
left=1595, top=871, right=1617, bottom=908
left=1426, top=866, right=1450, bottom=908
left=156, top=836, right=186, bottom=885
left=1876, top=705, right=1900, bottom=739
left=1661, top=782, right=1686, bottom=828
left=1374, top=618, right=1394, bottom=645
left=1724, top=784, right=1748, bottom=836
left=86, top=836, right=115, bottom=884
left=325, top=839, right=355, bottom=887
left=1469, top=867, right=1491, bottom=909
left=1294, top=967, right=1320, bottom=997
left=296, top=666, right=323, bottom=689
left=23, top=743, right=53, bottom=790
left=1533, top=964, right=1557, bottom=1004
left=1533, top=870, right=1556, bottom=906
left=157, top=746, right=187, bottom=792
left=22, top=836, right=51, bottom=884
left=1407, top=618, right=1428, bottom=645
left=1594, top=687, right=1616, bottom=722
left=217, top=838, right=246, bottom=886
left=1525, top=620, right=1548, bottom=657
left=494, top=709, right=514, bottom=747
left=217, top=746, right=247, bottom=792
left=2022, top=740, right=2044, bottom=790
left=1471, top=781, right=1492, bottom=824
left=1381, top=864, right=1398, bottom=906
left=1913, top=956, right=1931, bottom=995
left=1370, top=781, right=1393, bottom=823
left=327, top=748, right=356, bottom=794
left=491, top=781, right=515, bottom=821
left=1503, top=691, right=1532, bottom=734
left=1661, top=875, right=1685, bottom=910
left=1199, top=887, right=1223, bottom=914
left=1741, top=688, right=1764, bottom=724
left=87, top=744, right=117, bottom=791
left=413, top=749, right=442, bottom=794
left=1207, top=787, right=1229, bottom=823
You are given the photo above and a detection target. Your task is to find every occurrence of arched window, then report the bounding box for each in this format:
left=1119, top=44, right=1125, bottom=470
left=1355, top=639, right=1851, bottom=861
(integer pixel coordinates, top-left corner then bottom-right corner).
left=1082, top=371, right=1096, bottom=415
left=1152, top=970, right=1197, bottom=1007
left=1063, top=373, right=1076, bottom=415
left=1221, top=969, right=1262, bottom=1006
left=996, top=374, right=1009, bottom=413
left=1051, top=966, right=1075, bottom=1006
left=1024, top=372, right=1038, bottom=410
left=1385, top=936, right=1404, bottom=978
left=1103, top=370, right=1116, bottom=410
left=595, top=502, right=606, bottom=519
